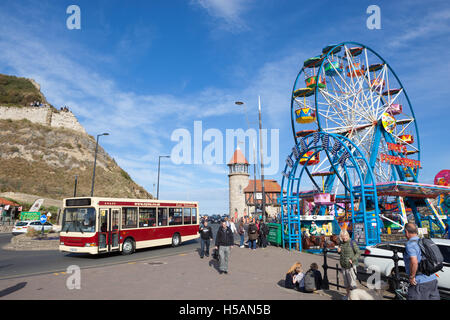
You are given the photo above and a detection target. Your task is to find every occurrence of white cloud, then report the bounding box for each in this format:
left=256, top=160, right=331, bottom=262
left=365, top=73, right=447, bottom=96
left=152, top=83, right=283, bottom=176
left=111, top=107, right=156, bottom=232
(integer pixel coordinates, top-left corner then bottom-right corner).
left=191, top=0, right=252, bottom=32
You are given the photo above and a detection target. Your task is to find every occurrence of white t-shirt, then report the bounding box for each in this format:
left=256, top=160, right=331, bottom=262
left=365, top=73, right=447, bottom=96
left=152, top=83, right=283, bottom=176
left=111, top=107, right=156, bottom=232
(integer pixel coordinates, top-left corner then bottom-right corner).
left=294, top=273, right=305, bottom=288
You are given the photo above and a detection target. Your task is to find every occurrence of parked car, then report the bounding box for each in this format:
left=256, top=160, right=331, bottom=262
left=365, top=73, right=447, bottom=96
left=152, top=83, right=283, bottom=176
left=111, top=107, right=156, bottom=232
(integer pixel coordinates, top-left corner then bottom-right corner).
left=12, top=220, right=54, bottom=235
left=363, top=238, right=450, bottom=297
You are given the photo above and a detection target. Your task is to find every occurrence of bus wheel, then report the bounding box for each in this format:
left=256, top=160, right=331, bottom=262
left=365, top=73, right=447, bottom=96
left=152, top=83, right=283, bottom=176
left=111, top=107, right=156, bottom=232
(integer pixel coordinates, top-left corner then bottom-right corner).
left=172, top=233, right=181, bottom=247
left=122, top=238, right=134, bottom=255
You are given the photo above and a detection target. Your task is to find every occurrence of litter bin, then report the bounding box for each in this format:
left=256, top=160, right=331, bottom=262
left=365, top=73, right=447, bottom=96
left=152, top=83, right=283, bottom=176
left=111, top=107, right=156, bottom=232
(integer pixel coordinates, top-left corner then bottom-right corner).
left=267, top=223, right=282, bottom=246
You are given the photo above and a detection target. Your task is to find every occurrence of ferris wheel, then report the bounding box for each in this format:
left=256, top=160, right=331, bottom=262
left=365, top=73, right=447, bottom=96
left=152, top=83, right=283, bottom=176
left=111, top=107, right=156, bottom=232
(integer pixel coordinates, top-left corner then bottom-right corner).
left=290, top=42, right=420, bottom=188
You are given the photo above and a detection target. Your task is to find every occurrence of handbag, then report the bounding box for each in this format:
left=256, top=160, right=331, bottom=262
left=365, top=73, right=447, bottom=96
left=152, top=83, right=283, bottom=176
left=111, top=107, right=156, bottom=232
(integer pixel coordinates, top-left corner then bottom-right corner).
left=212, top=248, right=219, bottom=260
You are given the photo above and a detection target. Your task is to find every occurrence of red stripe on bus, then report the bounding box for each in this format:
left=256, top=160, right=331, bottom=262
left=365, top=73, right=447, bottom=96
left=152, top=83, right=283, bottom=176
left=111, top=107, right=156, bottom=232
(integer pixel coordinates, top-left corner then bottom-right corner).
left=98, top=201, right=197, bottom=207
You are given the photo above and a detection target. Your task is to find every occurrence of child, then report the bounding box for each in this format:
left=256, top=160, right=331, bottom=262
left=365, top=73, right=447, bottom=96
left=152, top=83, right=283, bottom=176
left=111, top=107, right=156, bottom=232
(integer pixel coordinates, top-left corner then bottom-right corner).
left=285, top=262, right=305, bottom=292
left=310, top=262, right=323, bottom=290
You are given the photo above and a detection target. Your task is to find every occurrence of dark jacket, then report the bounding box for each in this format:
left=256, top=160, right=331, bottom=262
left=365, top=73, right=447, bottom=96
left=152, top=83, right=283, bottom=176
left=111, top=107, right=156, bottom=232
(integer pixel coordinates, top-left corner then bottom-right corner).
left=199, top=225, right=213, bottom=240
left=285, top=272, right=299, bottom=290
left=248, top=223, right=259, bottom=241
left=215, top=226, right=234, bottom=247
left=339, top=239, right=360, bottom=269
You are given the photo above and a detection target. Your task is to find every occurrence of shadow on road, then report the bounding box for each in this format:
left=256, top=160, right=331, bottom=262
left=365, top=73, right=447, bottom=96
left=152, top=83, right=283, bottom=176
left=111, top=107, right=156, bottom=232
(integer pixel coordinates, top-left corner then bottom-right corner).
left=0, top=282, right=27, bottom=298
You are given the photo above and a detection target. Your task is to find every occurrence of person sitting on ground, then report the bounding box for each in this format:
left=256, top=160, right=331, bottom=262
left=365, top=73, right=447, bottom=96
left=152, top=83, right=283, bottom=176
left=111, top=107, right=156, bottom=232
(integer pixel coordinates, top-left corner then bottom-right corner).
left=285, top=262, right=305, bottom=292
left=304, top=262, right=323, bottom=292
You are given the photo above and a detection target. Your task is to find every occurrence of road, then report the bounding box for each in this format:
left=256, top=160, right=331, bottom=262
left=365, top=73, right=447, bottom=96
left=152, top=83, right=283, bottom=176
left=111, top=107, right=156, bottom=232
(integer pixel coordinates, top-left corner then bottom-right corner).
left=0, top=223, right=227, bottom=280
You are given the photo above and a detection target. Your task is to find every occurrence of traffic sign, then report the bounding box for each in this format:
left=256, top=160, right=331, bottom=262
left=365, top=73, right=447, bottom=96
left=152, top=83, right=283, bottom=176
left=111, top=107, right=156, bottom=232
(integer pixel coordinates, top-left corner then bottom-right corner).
left=40, top=215, right=47, bottom=224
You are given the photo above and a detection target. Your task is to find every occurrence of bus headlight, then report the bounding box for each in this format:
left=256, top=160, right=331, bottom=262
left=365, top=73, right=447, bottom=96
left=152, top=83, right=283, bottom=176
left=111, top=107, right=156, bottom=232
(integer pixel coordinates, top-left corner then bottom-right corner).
left=60, top=242, right=64, bottom=245
left=85, top=243, right=96, bottom=247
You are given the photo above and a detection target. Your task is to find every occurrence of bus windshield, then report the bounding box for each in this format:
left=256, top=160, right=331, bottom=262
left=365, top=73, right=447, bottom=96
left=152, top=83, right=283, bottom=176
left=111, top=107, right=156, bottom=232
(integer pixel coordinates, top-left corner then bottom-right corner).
left=62, top=207, right=96, bottom=233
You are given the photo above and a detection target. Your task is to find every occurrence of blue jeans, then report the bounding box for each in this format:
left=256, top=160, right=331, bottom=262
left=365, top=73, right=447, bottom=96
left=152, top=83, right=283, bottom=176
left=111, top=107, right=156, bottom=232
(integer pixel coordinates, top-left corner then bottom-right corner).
left=249, top=239, right=256, bottom=249
left=239, top=234, right=244, bottom=246
left=200, top=239, right=210, bottom=257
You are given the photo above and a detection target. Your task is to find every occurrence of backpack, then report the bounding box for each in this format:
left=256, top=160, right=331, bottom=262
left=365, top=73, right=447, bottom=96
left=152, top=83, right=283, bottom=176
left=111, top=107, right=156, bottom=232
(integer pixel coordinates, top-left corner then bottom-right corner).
left=249, top=224, right=257, bottom=234
left=303, top=270, right=316, bottom=292
left=413, top=238, right=444, bottom=276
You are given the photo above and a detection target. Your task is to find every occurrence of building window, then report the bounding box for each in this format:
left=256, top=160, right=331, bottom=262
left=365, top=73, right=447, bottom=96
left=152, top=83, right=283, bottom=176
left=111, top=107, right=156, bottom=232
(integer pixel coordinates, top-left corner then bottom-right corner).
left=122, top=207, right=137, bottom=229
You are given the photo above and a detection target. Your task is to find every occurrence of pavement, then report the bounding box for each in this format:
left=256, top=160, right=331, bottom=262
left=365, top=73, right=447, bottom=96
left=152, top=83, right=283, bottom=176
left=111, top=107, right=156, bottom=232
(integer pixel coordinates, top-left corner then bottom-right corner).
left=0, top=242, right=349, bottom=300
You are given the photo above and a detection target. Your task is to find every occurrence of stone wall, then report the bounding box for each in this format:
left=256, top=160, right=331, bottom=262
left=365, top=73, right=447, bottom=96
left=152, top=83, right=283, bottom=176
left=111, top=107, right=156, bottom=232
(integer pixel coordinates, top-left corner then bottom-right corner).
left=0, top=106, right=86, bottom=134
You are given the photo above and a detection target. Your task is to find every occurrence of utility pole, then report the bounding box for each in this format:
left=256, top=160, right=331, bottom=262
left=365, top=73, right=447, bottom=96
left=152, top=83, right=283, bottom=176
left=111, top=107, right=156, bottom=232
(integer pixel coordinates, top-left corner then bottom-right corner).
left=157, top=155, right=170, bottom=200
left=91, top=133, right=109, bottom=197
left=258, top=96, right=266, bottom=223
left=73, top=175, right=78, bottom=197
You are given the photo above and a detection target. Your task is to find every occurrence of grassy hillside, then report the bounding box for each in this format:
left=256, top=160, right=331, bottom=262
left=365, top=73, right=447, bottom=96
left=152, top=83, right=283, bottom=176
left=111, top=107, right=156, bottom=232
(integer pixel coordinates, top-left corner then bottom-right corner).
left=0, top=118, right=152, bottom=200
left=0, top=74, right=50, bottom=107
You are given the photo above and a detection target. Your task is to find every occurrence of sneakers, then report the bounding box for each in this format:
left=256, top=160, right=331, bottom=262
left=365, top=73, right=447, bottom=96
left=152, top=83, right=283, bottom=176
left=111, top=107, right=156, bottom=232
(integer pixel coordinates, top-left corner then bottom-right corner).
left=240, top=245, right=244, bottom=248
left=200, top=256, right=204, bottom=259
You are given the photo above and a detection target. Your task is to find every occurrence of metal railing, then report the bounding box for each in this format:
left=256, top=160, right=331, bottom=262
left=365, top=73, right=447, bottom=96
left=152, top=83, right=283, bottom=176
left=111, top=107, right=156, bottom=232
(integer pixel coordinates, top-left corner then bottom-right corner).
left=321, top=243, right=450, bottom=300
left=322, top=243, right=407, bottom=299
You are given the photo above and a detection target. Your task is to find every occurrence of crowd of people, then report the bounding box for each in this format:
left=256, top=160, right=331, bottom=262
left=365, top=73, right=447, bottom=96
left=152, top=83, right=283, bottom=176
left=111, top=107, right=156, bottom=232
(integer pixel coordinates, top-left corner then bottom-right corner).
left=198, top=215, right=443, bottom=300
left=198, top=215, right=272, bottom=274
left=28, top=100, right=71, bottom=112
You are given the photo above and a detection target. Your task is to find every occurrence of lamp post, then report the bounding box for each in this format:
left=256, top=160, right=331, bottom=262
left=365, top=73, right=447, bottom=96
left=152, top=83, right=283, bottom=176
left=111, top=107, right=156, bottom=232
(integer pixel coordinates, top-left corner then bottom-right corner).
left=258, top=96, right=266, bottom=223
left=73, top=175, right=78, bottom=197
left=157, top=155, right=170, bottom=200
left=91, top=133, right=109, bottom=197
left=235, top=99, right=265, bottom=222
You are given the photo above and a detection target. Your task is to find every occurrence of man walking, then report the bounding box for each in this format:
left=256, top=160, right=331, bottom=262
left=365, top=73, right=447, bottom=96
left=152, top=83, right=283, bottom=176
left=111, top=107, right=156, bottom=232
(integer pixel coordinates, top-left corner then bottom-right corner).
left=404, top=222, right=440, bottom=300
left=199, top=220, right=213, bottom=258
left=215, top=220, right=234, bottom=274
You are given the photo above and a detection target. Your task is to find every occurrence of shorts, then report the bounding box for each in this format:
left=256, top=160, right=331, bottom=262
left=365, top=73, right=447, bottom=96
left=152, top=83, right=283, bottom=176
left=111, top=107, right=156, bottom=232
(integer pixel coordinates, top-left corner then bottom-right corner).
left=342, top=266, right=357, bottom=289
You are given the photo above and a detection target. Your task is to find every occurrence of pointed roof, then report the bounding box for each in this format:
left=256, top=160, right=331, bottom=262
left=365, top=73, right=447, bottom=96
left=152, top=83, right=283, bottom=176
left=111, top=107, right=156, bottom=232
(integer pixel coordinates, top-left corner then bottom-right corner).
left=227, top=147, right=249, bottom=165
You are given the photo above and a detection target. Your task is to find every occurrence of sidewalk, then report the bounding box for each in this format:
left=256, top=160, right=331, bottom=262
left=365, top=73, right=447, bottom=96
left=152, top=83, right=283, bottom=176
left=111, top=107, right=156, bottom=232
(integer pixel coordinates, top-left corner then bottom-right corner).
left=0, top=244, right=346, bottom=300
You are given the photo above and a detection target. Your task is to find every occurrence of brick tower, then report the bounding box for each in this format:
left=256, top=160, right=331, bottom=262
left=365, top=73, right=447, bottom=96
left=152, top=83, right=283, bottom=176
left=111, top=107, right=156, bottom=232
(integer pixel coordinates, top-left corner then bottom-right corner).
left=228, top=147, right=250, bottom=220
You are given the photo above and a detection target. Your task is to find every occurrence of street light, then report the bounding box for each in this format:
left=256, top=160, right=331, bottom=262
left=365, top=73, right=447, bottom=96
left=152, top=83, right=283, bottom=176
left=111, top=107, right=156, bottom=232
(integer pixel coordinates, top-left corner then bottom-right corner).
left=157, top=155, right=170, bottom=200
left=91, top=133, right=109, bottom=197
left=234, top=99, right=266, bottom=223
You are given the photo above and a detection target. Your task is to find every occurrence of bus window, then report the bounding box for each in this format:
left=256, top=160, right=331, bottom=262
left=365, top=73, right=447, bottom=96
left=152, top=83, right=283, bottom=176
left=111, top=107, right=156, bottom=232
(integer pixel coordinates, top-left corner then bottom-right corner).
left=139, top=208, right=156, bottom=227
left=183, top=208, right=191, bottom=224
left=62, top=207, right=96, bottom=233
left=169, top=208, right=182, bottom=226
left=112, top=209, right=119, bottom=230
left=122, top=207, right=137, bottom=229
left=192, top=208, right=197, bottom=224
left=158, top=208, right=168, bottom=226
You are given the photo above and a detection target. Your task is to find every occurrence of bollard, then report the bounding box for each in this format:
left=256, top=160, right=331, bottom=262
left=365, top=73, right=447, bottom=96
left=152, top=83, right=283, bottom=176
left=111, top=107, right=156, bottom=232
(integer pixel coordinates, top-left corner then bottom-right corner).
left=322, top=245, right=330, bottom=290
left=336, top=263, right=340, bottom=291
left=393, top=248, right=400, bottom=290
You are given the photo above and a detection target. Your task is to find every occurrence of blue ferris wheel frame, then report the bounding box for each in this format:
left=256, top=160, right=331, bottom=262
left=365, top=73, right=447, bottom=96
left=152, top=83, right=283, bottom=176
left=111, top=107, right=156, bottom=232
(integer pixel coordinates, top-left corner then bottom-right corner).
left=290, top=41, right=421, bottom=183
left=279, top=131, right=382, bottom=250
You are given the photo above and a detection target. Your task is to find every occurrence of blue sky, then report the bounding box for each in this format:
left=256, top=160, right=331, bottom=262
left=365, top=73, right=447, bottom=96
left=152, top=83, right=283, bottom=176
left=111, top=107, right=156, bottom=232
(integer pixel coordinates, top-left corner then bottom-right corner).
left=0, top=0, right=449, bottom=214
